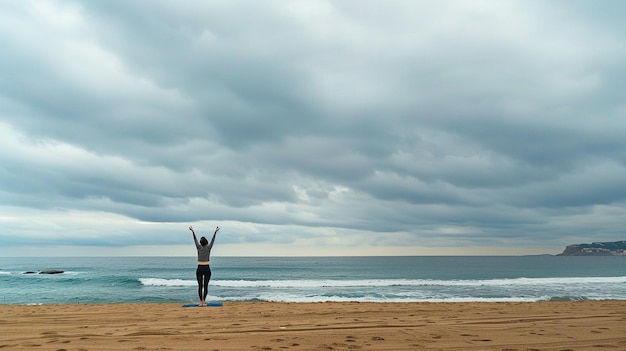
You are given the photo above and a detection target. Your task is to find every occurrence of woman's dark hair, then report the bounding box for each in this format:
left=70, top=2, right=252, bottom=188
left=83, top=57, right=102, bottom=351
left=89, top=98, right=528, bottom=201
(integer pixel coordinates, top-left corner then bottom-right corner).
left=200, top=236, right=208, bottom=246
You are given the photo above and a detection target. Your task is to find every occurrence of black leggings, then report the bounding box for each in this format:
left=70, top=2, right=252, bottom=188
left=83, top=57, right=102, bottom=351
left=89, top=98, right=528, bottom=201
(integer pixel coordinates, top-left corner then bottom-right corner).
left=196, top=265, right=212, bottom=301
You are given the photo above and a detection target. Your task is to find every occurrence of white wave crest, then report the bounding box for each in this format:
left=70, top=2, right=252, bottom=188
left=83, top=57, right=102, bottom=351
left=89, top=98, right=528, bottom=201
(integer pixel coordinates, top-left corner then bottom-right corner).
left=138, top=276, right=626, bottom=290
left=139, top=278, right=196, bottom=287
left=212, top=276, right=626, bottom=288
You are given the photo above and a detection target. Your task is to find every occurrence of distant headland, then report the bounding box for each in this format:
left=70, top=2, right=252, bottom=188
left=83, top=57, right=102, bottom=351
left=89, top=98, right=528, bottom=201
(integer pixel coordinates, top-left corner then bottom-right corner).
left=558, top=240, right=626, bottom=256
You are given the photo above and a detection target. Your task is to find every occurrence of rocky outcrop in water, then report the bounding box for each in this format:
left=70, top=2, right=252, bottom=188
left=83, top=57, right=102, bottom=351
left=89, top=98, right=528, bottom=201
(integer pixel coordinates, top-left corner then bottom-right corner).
left=40, top=269, right=64, bottom=274
left=22, top=270, right=65, bottom=274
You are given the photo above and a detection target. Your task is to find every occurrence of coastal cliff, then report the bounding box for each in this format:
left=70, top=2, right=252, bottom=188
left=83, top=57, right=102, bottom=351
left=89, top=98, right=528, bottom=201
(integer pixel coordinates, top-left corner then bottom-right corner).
left=558, top=240, right=626, bottom=256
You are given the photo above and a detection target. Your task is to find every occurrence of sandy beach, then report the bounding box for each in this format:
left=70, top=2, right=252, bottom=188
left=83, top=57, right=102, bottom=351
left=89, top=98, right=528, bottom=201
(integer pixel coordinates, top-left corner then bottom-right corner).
left=1, top=301, right=625, bottom=350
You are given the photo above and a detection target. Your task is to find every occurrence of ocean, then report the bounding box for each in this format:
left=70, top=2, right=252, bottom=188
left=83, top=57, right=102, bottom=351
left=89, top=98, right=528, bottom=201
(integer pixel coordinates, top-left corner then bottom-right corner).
left=1, top=256, right=625, bottom=305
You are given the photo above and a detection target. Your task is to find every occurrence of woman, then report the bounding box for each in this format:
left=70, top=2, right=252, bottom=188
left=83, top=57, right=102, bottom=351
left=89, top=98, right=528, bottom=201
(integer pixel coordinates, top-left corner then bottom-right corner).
left=189, top=225, right=220, bottom=306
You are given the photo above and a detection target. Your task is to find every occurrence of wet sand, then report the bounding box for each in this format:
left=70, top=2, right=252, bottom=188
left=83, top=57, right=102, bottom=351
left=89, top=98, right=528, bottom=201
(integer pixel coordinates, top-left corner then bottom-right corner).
left=1, top=301, right=625, bottom=350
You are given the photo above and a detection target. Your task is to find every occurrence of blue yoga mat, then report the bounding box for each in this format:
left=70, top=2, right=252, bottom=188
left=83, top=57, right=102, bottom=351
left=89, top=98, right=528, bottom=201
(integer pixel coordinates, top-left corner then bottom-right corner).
left=182, top=302, right=223, bottom=308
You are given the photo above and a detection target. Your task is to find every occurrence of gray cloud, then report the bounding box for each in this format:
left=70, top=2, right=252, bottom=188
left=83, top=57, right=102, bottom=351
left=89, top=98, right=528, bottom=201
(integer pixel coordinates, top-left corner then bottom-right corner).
left=1, top=0, right=626, bottom=255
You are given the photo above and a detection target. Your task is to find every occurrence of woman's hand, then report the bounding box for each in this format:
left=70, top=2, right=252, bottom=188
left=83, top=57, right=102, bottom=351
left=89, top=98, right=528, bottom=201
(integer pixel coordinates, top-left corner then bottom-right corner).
left=215, top=226, right=220, bottom=233
left=188, top=225, right=194, bottom=232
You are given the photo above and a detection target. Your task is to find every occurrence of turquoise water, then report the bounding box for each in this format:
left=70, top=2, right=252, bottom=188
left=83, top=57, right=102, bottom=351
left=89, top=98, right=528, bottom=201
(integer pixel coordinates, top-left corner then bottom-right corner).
left=1, top=256, right=625, bottom=304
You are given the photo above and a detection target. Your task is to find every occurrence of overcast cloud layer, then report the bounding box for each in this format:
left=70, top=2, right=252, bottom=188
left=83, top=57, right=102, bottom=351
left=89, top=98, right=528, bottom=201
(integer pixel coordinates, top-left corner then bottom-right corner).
left=1, top=0, right=625, bottom=256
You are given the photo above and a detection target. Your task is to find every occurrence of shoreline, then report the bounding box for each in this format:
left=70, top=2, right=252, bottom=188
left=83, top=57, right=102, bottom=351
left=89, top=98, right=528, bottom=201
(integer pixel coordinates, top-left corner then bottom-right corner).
left=1, top=300, right=625, bottom=350
left=3, top=297, right=625, bottom=305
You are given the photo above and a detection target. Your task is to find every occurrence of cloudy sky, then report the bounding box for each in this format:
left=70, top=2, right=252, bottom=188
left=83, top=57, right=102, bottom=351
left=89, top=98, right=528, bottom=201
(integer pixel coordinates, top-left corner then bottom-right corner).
left=1, top=0, right=625, bottom=257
